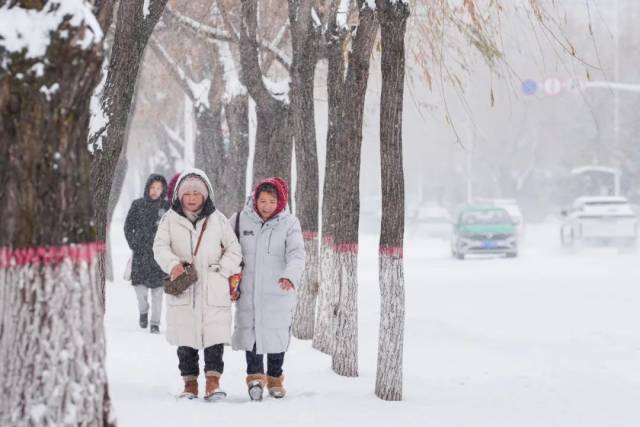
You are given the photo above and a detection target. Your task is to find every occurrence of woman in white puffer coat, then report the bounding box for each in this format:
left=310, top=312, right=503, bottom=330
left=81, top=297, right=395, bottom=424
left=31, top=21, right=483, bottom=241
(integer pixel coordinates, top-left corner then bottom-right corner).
left=153, top=168, right=242, bottom=400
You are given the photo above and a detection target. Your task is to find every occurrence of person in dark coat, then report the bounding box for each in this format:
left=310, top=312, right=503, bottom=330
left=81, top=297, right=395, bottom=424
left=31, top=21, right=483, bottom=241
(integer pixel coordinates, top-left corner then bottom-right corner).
left=124, top=173, right=170, bottom=333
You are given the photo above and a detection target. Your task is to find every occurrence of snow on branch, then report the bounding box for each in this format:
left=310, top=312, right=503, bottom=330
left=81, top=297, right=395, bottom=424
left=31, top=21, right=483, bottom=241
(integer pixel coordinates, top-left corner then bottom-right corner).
left=336, top=0, right=352, bottom=29
left=88, top=58, right=109, bottom=152
left=267, top=22, right=290, bottom=58
left=311, top=7, right=322, bottom=28
left=188, top=79, right=212, bottom=110
left=0, top=0, right=103, bottom=69
left=143, top=0, right=151, bottom=19
left=263, top=77, right=290, bottom=104
left=216, top=41, right=248, bottom=102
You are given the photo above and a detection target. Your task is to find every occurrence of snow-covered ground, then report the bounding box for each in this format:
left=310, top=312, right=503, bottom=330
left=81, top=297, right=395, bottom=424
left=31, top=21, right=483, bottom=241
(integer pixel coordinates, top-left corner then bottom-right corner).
left=106, top=221, right=640, bottom=426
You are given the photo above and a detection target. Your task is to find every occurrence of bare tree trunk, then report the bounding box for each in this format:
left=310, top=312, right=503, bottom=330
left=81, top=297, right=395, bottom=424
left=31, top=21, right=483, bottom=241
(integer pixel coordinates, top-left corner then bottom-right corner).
left=90, top=0, right=168, bottom=305
left=312, top=22, right=348, bottom=355
left=104, top=81, right=137, bottom=282
left=239, top=0, right=293, bottom=185
left=289, top=0, right=321, bottom=340
left=194, top=103, right=224, bottom=190
left=330, top=3, right=378, bottom=377
left=375, top=0, right=409, bottom=401
left=0, top=2, right=114, bottom=425
left=223, top=93, right=250, bottom=212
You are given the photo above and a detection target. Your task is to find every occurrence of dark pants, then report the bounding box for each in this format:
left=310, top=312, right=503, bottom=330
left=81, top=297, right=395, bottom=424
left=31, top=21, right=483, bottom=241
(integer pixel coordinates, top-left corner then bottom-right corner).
left=177, top=344, right=224, bottom=377
left=245, top=343, right=285, bottom=378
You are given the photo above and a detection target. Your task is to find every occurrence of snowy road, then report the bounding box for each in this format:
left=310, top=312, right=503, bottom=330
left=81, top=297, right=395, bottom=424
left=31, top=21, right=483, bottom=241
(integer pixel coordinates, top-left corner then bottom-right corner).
left=106, top=222, right=640, bottom=427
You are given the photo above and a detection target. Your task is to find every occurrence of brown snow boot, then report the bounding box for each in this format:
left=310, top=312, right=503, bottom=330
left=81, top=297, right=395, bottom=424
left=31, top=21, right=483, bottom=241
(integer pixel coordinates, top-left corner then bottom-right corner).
left=204, top=371, right=227, bottom=401
left=246, top=374, right=267, bottom=401
left=267, top=375, right=286, bottom=399
left=180, top=375, right=198, bottom=399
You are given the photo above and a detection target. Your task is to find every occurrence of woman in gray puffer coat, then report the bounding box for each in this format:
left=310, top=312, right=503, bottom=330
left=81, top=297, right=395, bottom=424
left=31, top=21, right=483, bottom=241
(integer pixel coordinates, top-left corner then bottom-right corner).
left=231, top=177, right=305, bottom=400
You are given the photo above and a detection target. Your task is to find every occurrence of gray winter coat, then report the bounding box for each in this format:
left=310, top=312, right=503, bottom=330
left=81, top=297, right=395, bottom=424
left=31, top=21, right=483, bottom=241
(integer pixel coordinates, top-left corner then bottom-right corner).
left=231, top=198, right=306, bottom=354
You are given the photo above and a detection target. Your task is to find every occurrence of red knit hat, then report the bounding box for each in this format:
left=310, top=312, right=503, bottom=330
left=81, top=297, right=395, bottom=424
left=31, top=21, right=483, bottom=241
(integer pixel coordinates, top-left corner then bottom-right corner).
left=253, top=177, right=289, bottom=219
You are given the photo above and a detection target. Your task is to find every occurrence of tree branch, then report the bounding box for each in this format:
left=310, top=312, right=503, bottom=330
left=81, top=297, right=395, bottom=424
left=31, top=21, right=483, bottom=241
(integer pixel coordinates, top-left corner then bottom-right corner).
left=148, top=36, right=196, bottom=102
left=164, top=6, right=292, bottom=71
left=143, top=0, right=170, bottom=38
left=215, top=0, right=241, bottom=42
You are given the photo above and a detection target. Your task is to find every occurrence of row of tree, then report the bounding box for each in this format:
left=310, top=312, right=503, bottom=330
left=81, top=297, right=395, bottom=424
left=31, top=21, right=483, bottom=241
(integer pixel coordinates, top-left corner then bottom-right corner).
left=145, top=0, right=410, bottom=400
left=0, top=1, right=408, bottom=423
left=0, top=0, right=581, bottom=424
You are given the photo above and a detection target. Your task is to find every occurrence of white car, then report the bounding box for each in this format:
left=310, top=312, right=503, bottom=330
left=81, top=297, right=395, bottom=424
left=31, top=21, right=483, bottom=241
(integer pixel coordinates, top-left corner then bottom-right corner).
left=560, top=196, right=638, bottom=247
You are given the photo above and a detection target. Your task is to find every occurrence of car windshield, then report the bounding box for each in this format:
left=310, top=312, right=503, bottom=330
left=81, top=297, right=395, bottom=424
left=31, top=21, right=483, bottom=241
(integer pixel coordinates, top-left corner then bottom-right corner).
left=460, top=210, right=511, bottom=225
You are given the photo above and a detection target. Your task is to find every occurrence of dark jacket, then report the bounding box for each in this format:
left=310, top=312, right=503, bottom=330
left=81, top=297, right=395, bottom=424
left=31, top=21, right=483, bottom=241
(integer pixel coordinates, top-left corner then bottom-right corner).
left=124, top=174, right=170, bottom=287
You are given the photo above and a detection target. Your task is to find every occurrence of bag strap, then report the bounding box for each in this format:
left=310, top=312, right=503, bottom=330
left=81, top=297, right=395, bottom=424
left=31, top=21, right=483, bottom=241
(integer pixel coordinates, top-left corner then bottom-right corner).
left=193, top=217, right=209, bottom=257
left=234, top=210, right=241, bottom=238
left=230, top=211, right=245, bottom=269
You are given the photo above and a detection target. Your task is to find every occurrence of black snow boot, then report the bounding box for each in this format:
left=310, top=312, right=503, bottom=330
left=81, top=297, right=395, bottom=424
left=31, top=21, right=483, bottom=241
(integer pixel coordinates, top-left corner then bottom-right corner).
left=150, top=324, right=160, bottom=334
left=139, top=313, right=148, bottom=329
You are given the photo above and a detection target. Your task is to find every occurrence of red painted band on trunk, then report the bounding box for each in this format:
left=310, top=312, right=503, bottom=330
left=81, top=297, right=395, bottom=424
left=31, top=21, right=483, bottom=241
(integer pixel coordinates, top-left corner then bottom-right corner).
left=0, top=242, right=106, bottom=268
left=333, top=243, right=358, bottom=253
left=302, top=231, right=318, bottom=241
left=379, top=245, right=403, bottom=257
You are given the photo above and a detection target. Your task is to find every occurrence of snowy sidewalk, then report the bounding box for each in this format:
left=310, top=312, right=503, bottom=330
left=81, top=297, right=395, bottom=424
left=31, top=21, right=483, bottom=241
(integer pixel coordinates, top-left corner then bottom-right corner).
left=106, top=223, right=640, bottom=427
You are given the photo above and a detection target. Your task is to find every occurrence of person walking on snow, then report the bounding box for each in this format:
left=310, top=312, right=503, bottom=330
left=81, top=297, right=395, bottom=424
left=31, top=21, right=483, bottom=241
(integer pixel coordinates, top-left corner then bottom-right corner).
left=231, top=177, right=305, bottom=400
left=153, top=169, right=242, bottom=400
left=124, top=173, right=169, bottom=334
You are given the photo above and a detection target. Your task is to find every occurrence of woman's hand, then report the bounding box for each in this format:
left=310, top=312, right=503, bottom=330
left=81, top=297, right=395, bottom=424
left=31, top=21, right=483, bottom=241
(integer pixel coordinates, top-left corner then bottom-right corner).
left=279, top=278, right=295, bottom=291
left=170, top=263, right=185, bottom=281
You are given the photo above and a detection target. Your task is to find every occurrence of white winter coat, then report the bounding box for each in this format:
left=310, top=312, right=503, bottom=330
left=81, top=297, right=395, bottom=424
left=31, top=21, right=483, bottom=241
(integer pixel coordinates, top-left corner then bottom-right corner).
left=231, top=198, right=306, bottom=354
left=153, top=169, right=242, bottom=349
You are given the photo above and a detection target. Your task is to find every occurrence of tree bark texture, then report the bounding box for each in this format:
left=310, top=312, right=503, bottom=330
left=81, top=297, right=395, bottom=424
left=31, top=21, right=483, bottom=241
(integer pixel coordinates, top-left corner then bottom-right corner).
left=330, top=3, right=379, bottom=377
left=312, top=15, right=349, bottom=356
left=0, top=1, right=114, bottom=425
left=104, top=83, right=135, bottom=282
left=289, top=0, right=321, bottom=340
left=0, top=247, right=109, bottom=426
left=222, top=93, right=250, bottom=213
left=194, top=102, right=224, bottom=193
left=375, top=0, right=409, bottom=401
left=240, top=0, right=293, bottom=186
